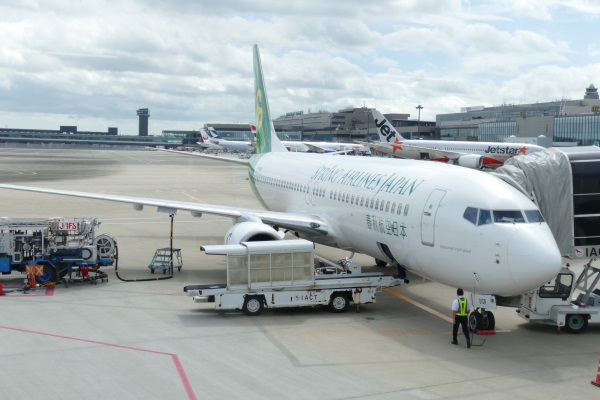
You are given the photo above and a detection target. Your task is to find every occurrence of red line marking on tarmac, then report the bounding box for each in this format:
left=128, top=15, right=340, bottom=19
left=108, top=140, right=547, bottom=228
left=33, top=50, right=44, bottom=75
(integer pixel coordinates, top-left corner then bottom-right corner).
left=384, top=288, right=453, bottom=323
left=0, top=325, right=197, bottom=400
left=0, top=285, right=55, bottom=297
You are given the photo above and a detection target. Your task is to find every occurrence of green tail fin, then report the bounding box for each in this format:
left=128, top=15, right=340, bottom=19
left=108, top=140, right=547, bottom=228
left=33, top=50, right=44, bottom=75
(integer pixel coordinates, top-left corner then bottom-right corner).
left=253, top=44, right=287, bottom=154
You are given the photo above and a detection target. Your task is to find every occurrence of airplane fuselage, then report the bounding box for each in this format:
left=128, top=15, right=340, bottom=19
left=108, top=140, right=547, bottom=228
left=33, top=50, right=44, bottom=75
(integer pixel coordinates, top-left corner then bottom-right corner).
left=248, top=152, right=562, bottom=296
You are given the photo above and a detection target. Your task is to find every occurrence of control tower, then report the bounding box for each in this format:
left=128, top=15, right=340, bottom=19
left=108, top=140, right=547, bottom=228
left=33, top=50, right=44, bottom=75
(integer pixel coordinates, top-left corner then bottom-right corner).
left=136, top=108, right=150, bottom=136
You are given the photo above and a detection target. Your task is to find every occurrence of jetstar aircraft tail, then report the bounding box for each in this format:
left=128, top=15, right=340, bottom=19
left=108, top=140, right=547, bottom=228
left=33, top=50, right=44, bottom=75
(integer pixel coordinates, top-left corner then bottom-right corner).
left=372, top=109, right=406, bottom=144
left=253, top=44, right=288, bottom=154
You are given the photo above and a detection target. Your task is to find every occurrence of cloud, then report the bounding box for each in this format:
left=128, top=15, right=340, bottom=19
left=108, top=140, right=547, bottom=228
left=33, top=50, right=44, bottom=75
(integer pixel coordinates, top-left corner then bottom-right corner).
left=0, top=1, right=598, bottom=132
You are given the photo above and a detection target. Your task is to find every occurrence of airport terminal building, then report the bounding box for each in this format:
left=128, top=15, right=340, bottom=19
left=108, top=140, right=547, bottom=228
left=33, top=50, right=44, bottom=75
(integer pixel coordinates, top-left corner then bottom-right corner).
left=2, top=85, right=600, bottom=148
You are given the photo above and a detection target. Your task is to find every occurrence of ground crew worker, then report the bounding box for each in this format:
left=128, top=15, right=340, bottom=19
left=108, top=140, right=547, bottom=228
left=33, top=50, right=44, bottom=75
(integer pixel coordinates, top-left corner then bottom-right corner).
left=451, top=288, right=471, bottom=348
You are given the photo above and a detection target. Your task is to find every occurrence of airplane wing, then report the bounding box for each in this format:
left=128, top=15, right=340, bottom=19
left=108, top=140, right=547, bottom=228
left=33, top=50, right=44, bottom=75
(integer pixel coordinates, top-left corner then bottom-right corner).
left=158, top=149, right=251, bottom=165
left=361, top=141, right=462, bottom=161
left=0, top=183, right=329, bottom=237
left=303, top=143, right=327, bottom=153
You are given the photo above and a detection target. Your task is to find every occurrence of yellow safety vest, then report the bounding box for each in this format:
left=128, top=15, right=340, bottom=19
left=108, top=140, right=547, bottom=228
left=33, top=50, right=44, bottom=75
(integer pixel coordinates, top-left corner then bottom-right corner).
left=457, top=297, right=468, bottom=316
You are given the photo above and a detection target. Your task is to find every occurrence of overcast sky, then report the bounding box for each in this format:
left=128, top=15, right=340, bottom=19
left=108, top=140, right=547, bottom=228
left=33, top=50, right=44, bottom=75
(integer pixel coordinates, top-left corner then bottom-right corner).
left=1, top=1, right=599, bottom=135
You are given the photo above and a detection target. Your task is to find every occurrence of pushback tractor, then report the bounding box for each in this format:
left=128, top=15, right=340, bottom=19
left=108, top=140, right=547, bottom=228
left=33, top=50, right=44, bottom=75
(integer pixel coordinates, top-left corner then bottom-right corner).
left=0, top=217, right=116, bottom=284
left=184, top=239, right=404, bottom=316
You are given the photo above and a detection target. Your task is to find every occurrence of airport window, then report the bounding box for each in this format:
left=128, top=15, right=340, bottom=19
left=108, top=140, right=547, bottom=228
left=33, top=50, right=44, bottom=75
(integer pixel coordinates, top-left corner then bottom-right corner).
left=493, top=210, right=525, bottom=223
left=478, top=209, right=492, bottom=225
left=397, top=203, right=402, bottom=215
left=404, top=204, right=409, bottom=216
left=463, top=207, right=478, bottom=225
left=524, top=210, right=544, bottom=223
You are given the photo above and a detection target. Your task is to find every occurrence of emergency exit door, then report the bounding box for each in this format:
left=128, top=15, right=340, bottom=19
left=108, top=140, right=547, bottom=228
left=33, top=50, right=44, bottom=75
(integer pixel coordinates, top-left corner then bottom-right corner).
left=421, top=189, right=446, bottom=246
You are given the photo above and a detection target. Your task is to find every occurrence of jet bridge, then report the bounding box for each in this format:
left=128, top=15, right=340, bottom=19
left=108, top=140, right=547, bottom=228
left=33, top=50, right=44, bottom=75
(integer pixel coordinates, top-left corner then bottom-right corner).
left=493, top=146, right=600, bottom=259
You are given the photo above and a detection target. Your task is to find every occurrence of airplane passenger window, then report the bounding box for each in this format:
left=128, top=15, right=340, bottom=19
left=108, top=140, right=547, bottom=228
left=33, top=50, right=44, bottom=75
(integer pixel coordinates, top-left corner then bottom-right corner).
left=385, top=201, right=390, bottom=212
left=404, top=204, right=409, bottom=216
left=351, top=194, right=355, bottom=204
left=463, top=207, right=478, bottom=225
left=370, top=198, right=374, bottom=208
left=493, top=210, right=525, bottom=223
left=346, top=193, right=349, bottom=203
left=391, top=203, right=396, bottom=213
left=478, top=209, right=492, bottom=225
left=360, top=197, right=364, bottom=206
left=375, top=199, right=380, bottom=209
left=397, top=203, right=403, bottom=215
left=525, top=210, right=544, bottom=223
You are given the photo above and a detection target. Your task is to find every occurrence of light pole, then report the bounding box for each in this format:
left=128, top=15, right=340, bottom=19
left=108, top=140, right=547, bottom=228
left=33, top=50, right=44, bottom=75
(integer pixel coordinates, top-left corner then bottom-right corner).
left=364, top=108, right=372, bottom=142
left=415, top=105, right=423, bottom=139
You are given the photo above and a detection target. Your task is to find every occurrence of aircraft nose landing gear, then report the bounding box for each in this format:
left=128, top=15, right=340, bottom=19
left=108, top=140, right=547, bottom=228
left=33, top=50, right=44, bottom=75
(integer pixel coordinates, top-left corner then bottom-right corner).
left=469, top=309, right=496, bottom=332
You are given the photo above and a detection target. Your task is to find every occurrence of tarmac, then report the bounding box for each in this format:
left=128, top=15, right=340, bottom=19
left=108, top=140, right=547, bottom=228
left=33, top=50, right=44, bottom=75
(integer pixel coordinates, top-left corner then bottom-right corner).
left=0, top=147, right=599, bottom=400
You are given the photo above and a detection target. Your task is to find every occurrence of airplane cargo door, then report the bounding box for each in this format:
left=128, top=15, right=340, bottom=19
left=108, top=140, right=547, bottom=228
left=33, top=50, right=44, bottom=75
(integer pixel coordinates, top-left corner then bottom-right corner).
left=421, top=189, right=446, bottom=247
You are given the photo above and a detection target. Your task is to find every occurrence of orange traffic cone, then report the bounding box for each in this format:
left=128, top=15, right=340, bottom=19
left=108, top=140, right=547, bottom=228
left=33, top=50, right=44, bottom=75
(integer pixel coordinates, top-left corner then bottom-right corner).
left=592, top=360, right=600, bottom=387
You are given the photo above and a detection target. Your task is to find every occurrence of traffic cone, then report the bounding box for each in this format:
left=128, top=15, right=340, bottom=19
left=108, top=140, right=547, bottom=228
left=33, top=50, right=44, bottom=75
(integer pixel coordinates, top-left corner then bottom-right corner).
left=592, top=360, right=600, bottom=387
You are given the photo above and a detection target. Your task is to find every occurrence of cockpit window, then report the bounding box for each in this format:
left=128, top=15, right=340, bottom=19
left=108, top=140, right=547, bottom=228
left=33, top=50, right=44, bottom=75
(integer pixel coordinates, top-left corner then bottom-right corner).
left=478, top=209, right=492, bottom=226
left=524, top=210, right=544, bottom=223
left=463, top=207, right=478, bottom=225
left=493, top=210, right=525, bottom=223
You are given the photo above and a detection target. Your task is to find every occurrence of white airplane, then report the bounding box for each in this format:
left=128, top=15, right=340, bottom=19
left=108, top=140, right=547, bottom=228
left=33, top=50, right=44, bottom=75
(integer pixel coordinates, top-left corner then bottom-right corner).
left=0, top=45, right=562, bottom=327
left=204, top=127, right=255, bottom=153
left=249, top=124, right=369, bottom=154
left=196, top=128, right=224, bottom=152
left=367, top=109, right=546, bottom=169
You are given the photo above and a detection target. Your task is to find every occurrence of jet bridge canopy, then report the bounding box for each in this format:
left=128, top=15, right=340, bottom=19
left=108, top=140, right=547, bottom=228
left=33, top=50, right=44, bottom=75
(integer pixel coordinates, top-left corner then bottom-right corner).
left=493, top=146, right=600, bottom=259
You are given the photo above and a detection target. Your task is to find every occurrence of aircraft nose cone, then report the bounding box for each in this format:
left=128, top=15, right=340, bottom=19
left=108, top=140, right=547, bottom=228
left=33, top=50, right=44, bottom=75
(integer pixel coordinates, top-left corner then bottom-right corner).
left=507, top=228, right=562, bottom=294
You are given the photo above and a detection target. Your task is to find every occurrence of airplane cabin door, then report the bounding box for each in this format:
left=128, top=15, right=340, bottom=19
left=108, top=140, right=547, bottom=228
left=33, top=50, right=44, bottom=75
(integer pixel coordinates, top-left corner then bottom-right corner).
left=421, top=189, right=446, bottom=247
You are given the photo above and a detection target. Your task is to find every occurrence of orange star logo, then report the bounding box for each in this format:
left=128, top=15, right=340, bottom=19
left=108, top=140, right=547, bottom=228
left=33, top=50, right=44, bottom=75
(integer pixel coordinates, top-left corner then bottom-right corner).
left=518, top=146, right=529, bottom=154
left=392, top=139, right=403, bottom=153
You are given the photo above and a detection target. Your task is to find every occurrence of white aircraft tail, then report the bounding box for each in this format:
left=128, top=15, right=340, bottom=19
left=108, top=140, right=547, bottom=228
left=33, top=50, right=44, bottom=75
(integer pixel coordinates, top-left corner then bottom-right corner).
left=206, top=127, right=223, bottom=139
left=253, top=45, right=288, bottom=154
left=372, top=109, right=406, bottom=144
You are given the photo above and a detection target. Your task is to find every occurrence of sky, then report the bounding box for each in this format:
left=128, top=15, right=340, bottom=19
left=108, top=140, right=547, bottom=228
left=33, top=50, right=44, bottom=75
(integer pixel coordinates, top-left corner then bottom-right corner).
left=1, top=0, right=600, bottom=135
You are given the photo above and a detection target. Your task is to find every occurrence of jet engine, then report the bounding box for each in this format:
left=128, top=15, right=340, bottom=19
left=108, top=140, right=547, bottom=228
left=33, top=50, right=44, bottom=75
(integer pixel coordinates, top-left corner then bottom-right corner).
left=224, top=221, right=284, bottom=244
left=456, top=154, right=484, bottom=169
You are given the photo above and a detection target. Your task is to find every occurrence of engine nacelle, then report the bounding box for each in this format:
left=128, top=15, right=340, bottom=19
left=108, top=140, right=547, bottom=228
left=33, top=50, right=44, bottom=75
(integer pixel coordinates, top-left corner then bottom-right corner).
left=224, top=222, right=283, bottom=244
left=456, top=154, right=484, bottom=169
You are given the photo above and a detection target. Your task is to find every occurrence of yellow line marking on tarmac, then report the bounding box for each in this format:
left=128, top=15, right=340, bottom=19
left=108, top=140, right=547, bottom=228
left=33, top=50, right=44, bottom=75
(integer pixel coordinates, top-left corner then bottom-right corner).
left=384, top=288, right=453, bottom=323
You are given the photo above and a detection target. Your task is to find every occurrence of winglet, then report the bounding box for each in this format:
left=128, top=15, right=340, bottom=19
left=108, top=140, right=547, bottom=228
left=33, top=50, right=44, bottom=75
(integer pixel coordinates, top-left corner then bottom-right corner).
left=253, top=45, right=287, bottom=153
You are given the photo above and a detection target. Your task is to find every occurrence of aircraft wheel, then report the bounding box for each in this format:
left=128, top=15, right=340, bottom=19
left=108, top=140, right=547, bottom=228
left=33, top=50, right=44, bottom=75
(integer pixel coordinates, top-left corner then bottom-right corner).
left=243, top=296, right=264, bottom=316
left=468, top=311, right=483, bottom=332
left=329, top=292, right=350, bottom=313
left=565, top=314, right=588, bottom=334
left=483, top=311, right=496, bottom=330
left=375, top=259, right=387, bottom=267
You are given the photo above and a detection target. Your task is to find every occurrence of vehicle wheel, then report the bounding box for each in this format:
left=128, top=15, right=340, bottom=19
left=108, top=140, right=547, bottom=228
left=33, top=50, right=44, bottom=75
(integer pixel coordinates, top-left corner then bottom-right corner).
left=36, top=264, right=57, bottom=284
left=483, top=311, right=496, bottom=330
left=565, top=314, right=588, bottom=334
left=242, top=296, right=264, bottom=316
left=329, top=292, right=350, bottom=313
left=375, top=259, right=388, bottom=267
left=468, top=312, right=483, bottom=332
left=150, top=268, right=154, bottom=274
